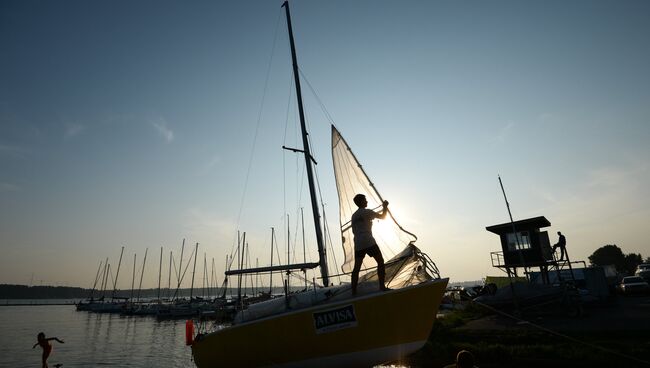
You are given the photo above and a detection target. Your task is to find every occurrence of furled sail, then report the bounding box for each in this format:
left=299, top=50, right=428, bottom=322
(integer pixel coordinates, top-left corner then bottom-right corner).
left=331, top=125, right=421, bottom=276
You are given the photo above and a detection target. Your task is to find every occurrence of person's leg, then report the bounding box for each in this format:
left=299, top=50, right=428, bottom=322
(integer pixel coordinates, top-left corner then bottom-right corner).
left=351, top=255, right=364, bottom=295
left=373, top=250, right=387, bottom=290
left=42, top=352, right=49, bottom=368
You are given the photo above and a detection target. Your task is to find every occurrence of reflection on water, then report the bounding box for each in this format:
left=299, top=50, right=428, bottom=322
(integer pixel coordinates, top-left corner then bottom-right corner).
left=0, top=305, right=193, bottom=367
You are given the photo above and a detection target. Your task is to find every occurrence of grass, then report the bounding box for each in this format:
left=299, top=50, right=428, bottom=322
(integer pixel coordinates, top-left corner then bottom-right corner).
left=391, top=306, right=650, bottom=368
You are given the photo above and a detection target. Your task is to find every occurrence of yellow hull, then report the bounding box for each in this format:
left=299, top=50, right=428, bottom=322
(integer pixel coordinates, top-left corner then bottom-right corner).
left=191, top=278, right=448, bottom=367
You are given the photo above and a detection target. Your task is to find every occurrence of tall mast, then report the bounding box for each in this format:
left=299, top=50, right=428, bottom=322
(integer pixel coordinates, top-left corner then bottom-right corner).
left=137, top=248, right=148, bottom=302
left=269, top=227, right=275, bottom=294
left=89, top=260, right=103, bottom=300
left=498, top=175, right=527, bottom=276
left=282, top=0, right=329, bottom=286
left=158, top=247, right=163, bottom=302
left=190, top=242, right=199, bottom=300
left=111, top=246, right=125, bottom=299
left=130, top=253, right=137, bottom=300
left=167, top=251, right=173, bottom=299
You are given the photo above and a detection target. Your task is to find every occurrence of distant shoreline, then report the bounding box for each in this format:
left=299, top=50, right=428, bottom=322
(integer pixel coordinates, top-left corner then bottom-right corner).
left=1, top=300, right=79, bottom=306
left=0, top=283, right=311, bottom=299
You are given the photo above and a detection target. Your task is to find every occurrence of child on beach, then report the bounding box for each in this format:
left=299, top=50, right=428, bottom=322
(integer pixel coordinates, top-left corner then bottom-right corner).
left=32, top=332, right=64, bottom=368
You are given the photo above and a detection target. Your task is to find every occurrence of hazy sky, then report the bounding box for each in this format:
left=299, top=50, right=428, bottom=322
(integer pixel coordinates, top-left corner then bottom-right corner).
left=1, top=0, right=649, bottom=289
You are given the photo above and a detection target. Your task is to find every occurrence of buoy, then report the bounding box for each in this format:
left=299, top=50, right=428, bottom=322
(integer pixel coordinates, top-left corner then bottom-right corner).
left=185, top=319, right=194, bottom=346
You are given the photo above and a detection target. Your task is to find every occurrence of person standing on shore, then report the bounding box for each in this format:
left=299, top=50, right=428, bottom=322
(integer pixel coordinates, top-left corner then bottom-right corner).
left=33, top=332, right=64, bottom=368
left=350, top=193, right=389, bottom=294
left=443, top=350, right=478, bottom=368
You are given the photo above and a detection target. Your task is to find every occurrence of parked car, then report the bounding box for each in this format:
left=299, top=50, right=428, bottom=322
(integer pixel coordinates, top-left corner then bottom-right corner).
left=617, top=276, right=650, bottom=295
left=636, top=270, right=650, bottom=283
left=636, top=264, right=650, bottom=282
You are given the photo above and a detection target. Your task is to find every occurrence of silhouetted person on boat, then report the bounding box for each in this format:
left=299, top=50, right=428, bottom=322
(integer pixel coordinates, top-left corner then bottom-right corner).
left=552, top=231, right=567, bottom=261
left=443, top=349, right=478, bottom=368
left=351, top=194, right=388, bottom=295
left=33, top=332, right=64, bottom=368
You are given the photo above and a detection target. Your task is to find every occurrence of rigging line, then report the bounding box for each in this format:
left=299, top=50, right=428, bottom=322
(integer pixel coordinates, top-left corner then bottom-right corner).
left=323, top=207, right=342, bottom=283
left=174, top=246, right=197, bottom=299
left=231, top=10, right=284, bottom=260
left=298, top=67, right=336, bottom=124
left=290, top=159, right=307, bottom=264
left=273, top=227, right=282, bottom=269
left=282, top=72, right=295, bottom=255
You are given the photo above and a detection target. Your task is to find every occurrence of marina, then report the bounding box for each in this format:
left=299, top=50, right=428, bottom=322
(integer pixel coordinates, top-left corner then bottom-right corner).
left=2, top=0, right=650, bottom=367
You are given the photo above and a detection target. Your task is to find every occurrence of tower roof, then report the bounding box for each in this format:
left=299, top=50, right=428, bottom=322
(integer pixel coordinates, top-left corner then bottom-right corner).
left=486, top=216, right=551, bottom=235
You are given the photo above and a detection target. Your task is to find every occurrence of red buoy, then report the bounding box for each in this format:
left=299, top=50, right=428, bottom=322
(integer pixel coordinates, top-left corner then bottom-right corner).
left=185, top=319, right=194, bottom=346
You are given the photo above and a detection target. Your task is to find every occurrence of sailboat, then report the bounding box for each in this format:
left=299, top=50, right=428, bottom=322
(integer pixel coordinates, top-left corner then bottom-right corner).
left=190, top=2, right=448, bottom=367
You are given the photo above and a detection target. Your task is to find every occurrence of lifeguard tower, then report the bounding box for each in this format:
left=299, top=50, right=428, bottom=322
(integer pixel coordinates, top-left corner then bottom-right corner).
left=486, top=216, right=575, bottom=284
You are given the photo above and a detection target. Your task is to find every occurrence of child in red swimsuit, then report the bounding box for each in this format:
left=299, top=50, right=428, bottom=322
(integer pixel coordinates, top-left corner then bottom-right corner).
left=32, top=332, right=64, bottom=368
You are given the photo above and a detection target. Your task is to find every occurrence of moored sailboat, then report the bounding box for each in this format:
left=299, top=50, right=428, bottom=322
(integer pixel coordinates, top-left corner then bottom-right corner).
left=190, top=2, right=448, bottom=367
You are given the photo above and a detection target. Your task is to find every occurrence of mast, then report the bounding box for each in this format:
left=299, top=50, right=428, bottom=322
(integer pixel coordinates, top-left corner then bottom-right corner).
left=178, top=239, right=185, bottom=287
left=130, top=253, right=137, bottom=300
left=269, top=227, right=275, bottom=294
left=211, top=257, right=216, bottom=299
left=282, top=0, right=329, bottom=286
left=89, top=260, right=103, bottom=301
left=137, top=248, right=148, bottom=302
left=301, top=207, right=307, bottom=289
left=102, top=264, right=110, bottom=299
left=111, top=246, right=125, bottom=299
left=190, top=243, right=199, bottom=300
left=498, top=175, right=527, bottom=275
left=168, top=251, right=173, bottom=299
left=99, top=258, right=108, bottom=299
left=203, top=253, right=207, bottom=299
left=158, top=247, right=163, bottom=302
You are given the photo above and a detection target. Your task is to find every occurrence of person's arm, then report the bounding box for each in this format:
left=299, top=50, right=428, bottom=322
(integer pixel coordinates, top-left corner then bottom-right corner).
left=32, top=342, right=38, bottom=349
left=47, top=337, right=64, bottom=344
left=377, top=200, right=389, bottom=219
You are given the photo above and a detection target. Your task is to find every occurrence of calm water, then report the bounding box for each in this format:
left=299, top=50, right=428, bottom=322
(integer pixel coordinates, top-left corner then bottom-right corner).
left=0, top=305, right=194, bottom=367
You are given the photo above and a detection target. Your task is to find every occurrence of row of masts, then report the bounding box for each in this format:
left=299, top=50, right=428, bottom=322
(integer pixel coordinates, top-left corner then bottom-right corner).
left=80, top=211, right=320, bottom=315
left=85, top=241, right=222, bottom=304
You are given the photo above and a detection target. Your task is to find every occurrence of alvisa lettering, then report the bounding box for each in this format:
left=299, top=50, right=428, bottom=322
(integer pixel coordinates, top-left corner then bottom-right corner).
left=313, top=305, right=357, bottom=333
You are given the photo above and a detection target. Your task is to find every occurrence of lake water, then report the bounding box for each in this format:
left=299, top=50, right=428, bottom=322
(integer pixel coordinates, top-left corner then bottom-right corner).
left=0, top=305, right=194, bottom=367
left=0, top=304, right=408, bottom=367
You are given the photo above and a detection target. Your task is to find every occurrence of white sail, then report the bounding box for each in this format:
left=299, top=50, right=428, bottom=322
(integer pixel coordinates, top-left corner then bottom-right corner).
left=331, top=125, right=420, bottom=275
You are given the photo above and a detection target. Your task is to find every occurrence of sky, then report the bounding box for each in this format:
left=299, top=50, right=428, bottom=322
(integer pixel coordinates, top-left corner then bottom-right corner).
left=1, top=0, right=649, bottom=290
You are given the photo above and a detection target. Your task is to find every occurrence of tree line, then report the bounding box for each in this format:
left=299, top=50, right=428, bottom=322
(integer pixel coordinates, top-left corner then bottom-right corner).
left=588, top=244, right=649, bottom=276
left=0, top=285, right=88, bottom=299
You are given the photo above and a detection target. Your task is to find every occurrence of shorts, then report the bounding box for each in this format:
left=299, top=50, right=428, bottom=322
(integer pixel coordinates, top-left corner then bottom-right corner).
left=355, top=244, right=382, bottom=259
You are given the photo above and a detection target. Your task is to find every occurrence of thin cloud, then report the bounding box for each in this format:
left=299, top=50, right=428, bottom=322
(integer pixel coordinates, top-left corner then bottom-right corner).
left=492, top=121, right=515, bottom=145
left=199, top=155, right=222, bottom=176
left=537, top=113, right=559, bottom=125
left=531, top=186, right=559, bottom=205
left=586, top=164, right=646, bottom=190
left=0, top=182, right=21, bottom=192
left=150, top=118, right=174, bottom=143
left=182, top=208, right=235, bottom=245
left=64, top=123, right=86, bottom=140
left=0, top=143, right=29, bottom=158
